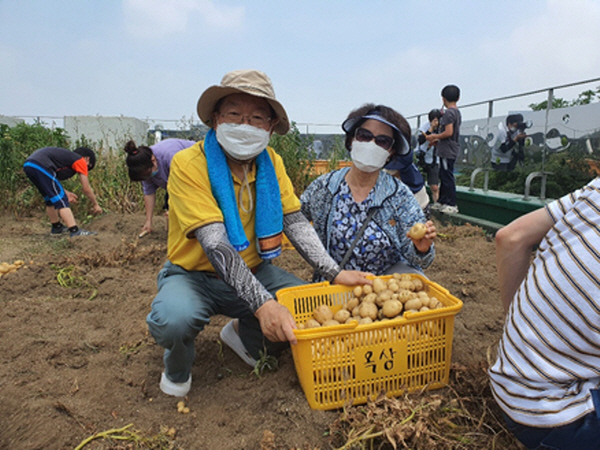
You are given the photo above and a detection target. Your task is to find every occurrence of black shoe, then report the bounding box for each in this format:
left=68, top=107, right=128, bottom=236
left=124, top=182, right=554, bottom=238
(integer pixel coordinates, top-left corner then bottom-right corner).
left=51, top=224, right=68, bottom=235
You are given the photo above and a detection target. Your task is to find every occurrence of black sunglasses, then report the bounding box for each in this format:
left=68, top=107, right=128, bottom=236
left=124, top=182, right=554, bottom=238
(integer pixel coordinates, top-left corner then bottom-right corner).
left=354, top=127, right=395, bottom=151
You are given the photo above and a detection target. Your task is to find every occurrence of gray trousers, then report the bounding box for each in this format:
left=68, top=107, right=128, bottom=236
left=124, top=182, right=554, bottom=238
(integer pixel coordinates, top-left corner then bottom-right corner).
left=146, top=260, right=305, bottom=383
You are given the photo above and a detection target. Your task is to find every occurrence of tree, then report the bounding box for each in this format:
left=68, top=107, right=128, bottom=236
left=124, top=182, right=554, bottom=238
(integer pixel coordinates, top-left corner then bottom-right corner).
left=529, top=86, right=600, bottom=110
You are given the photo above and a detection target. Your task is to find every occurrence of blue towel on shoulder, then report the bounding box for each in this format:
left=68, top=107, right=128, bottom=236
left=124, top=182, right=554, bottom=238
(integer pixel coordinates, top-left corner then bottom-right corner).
left=204, top=129, right=283, bottom=259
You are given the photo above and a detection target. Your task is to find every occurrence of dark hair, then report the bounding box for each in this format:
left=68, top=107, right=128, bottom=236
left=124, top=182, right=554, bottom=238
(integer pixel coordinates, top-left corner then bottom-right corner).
left=73, top=147, right=96, bottom=170
left=343, top=104, right=411, bottom=155
left=428, top=109, right=442, bottom=122
left=441, top=85, right=460, bottom=102
left=124, top=140, right=154, bottom=181
left=506, top=114, right=524, bottom=126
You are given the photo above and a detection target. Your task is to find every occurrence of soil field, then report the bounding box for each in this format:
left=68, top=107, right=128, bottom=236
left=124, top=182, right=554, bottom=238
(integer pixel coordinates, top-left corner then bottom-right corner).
left=0, top=212, right=523, bottom=449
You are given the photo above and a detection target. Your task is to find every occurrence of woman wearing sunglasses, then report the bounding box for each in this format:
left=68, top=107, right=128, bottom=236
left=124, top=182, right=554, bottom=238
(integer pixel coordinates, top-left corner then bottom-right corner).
left=300, top=104, right=436, bottom=279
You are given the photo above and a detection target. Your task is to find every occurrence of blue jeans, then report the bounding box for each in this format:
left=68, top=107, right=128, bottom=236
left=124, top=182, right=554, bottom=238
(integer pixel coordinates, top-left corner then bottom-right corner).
left=146, top=260, right=305, bottom=383
left=503, top=389, right=600, bottom=450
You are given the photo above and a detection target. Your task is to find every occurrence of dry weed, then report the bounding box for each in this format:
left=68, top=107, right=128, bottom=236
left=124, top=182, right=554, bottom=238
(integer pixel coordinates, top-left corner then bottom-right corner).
left=328, top=364, right=521, bottom=449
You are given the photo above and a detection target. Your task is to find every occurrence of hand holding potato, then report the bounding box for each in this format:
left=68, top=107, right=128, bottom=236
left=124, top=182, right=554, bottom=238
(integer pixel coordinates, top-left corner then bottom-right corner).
left=407, top=220, right=436, bottom=253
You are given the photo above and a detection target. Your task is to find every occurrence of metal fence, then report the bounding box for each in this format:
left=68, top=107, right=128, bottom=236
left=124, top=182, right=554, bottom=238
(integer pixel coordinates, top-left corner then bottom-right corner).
left=406, top=77, right=600, bottom=199
left=3, top=78, right=600, bottom=199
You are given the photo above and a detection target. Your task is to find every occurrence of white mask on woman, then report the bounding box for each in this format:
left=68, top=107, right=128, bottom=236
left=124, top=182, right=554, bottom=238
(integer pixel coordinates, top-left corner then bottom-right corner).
left=216, top=123, right=270, bottom=161
left=350, top=140, right=390, bottom=173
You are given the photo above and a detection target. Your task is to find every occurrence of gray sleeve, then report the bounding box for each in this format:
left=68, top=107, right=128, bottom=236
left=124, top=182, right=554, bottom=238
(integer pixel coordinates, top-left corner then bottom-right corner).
left=283, top=211, right=340, bottom=282
left=194, top=223, right=272, bottom=313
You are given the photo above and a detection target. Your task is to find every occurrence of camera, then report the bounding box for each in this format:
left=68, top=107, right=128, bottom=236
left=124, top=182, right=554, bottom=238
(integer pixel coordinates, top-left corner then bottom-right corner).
left=516, top=120, right=532, bottom=133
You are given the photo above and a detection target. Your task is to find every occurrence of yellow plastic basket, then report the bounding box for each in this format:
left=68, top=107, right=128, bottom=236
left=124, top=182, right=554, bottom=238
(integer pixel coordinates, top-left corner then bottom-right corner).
left=276, top=274, right=463, bottom=410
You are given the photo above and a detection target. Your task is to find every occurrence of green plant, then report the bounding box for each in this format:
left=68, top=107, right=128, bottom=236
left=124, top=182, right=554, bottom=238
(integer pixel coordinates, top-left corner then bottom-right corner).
left=327, top=135, right=349, bottom=172
left=269, top=122, right=316, bottom=195
left=253, top=349, right=278, bottom=378
left=0, top=121, right=70, bottom=212
left=529, top=85, right=600, bottom=110
left=51, top=264, right=98, bottom=300
left=457, top=147, right=595, bottom=199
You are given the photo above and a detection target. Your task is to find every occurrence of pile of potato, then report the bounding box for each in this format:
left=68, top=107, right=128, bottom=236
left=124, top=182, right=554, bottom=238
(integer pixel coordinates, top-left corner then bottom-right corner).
left=176, top=401, right=190, bottom=414
left=0, top=260, right=25, bottom=278
left=299, top=274, right=444, bottom=329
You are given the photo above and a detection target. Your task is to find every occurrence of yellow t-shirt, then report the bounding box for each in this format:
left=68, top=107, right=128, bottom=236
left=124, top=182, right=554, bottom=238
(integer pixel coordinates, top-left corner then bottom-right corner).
left=167, top=140, right=301, bottom=272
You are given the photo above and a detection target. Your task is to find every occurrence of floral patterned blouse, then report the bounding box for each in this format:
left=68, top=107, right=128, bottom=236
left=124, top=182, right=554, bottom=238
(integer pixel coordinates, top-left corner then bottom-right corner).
left=329, top=181, right=396, bottom=273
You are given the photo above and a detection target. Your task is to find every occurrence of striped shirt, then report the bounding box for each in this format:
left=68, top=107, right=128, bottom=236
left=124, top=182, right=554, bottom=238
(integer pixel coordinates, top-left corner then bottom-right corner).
left=489, top=177, right=600, bottom=427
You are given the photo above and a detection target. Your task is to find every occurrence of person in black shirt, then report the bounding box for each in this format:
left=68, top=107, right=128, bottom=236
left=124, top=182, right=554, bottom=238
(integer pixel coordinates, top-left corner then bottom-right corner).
left=23, top=146, right=102, bottom=236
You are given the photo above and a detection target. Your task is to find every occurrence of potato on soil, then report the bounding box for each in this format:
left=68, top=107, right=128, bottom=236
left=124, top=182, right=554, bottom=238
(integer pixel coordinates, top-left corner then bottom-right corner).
left=313, top=304, right=334, bottom=324
left=408, top=222, right=427, bottom=240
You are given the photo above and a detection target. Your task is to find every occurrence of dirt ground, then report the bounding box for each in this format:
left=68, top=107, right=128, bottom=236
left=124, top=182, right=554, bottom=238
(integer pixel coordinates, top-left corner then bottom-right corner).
left=0, top=212, right=520, bottom=450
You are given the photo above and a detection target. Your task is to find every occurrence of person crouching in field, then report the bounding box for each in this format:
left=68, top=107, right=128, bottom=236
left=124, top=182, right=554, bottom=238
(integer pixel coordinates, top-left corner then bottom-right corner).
left=124, top=138, right=196, bottom=237
left=145, top=69, right=372, bottom=397
left=23, top=146, right=102, bottom=237
left=300, top=104, right=436, bottom=280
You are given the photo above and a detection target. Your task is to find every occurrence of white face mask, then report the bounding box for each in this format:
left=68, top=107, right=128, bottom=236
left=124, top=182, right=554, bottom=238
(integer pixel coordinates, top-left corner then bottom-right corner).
left=216, top=123, right=270, bottom=161
left=350, top=140, right=390, bottom=173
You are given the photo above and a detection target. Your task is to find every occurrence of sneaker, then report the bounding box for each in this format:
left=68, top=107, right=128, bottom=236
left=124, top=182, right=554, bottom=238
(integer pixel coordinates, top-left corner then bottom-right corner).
left=159, top=372, right=191, bottom=397
left=50, top=224, right=68, bottom=235
left=219, top=320, right=257, bottom=367
left=70, top=228, right=97, bottom=237
left=430, top=202, right=443, bottom=211
left=440, top=205, right=459, bottom=214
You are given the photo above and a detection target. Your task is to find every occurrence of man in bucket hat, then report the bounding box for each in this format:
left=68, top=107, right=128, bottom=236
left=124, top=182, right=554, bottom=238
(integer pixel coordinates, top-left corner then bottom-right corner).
left=146, top=69, right=372, bottom=397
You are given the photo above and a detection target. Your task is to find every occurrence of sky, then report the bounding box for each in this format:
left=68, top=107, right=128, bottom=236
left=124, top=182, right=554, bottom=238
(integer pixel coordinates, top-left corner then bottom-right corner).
left=1, top=0, right=600, bottom=133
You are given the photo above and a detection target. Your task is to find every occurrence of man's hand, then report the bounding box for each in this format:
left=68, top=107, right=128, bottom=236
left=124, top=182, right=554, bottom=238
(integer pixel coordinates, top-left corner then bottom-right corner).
left=91, top=204, right=103, bottom=215
left=255, top=299, right=298, bottom=345
left=66, top=191, right=78, bottom=203
left=515, top=132, right=527, bottom=142
left=333, top=270, right=374, bottom=287
left=407, top=220, right=436, bottom=253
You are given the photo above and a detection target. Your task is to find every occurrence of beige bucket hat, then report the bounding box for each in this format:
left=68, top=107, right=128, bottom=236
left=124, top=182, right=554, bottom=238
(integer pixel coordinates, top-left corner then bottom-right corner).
left=196, top=69, right=290, bottom=135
